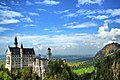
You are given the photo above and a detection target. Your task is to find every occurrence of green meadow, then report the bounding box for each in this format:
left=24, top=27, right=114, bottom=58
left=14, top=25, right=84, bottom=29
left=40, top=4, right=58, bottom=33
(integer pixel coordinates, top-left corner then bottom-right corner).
left=73, top=66, right=94, bottom=75
left=67, top=60, right=94, bottom=75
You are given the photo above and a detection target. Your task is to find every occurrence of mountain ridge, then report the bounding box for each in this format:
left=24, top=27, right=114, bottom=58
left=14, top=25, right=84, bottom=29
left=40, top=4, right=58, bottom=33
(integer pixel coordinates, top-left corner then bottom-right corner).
left=95, top=43, right=120, bottom=59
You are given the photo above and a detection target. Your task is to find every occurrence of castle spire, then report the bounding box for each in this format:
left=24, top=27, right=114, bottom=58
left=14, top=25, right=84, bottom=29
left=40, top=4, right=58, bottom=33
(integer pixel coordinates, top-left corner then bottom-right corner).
left=14, top=36, right=18, bottom=47
left=21, top=43, right=23, bottom=48
left=47, top=48, right=52, bottom=60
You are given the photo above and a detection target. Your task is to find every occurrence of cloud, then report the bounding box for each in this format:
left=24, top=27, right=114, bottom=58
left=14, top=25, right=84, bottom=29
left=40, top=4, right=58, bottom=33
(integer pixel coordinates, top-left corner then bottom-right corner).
left=113, top=18, right=120, bottom=24
left=21, top=17, right=33, bottom=22
left=98, top=21, right=120, bottom=44
left=10, top=1, right=20, bottom=5
left=26, top=1, right=33, bottom=6
left=87, top=15, right=108, bottom=20
left=44, top=27, right=62, bottom=33
left=25, top=24, right=37, bottom=27
left=64, top=22, right=97, bottom=29
left=54, top=10, right=69, bottom=14
left=0, top=10, right=23, bottom=18
left=0, top=2, right=6, bottom=5
left=0, top=5, right=10, bottom=9
left=28, top=12, right=39, bottom=16
left=35, top=0, right=60, bottom=6
left=0, top=19, right=20, bottom=24
left=0, top=33, right=104, bottom=55
left=108, top=9, right=120, bottom=17
left=64, top=13, right=77, bottom=17
left=76, top=0, right=104, bottom=7
left=38, top=8, right=47, bottom=12
left=0, top=27, right=13, bottom=32
left=98, top=21, right=108, bottom=33
left=0, top=10, right=23, bottom=24
left=62, top=9, right=120, bottom=19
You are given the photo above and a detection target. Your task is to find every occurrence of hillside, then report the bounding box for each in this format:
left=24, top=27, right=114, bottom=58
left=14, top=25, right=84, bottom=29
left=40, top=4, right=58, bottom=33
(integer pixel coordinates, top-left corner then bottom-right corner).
left=79, top=43, right=120, bottom=80
left=91, top=49, right=120, bottom=80
left=95, top=43, right=120, bottom=59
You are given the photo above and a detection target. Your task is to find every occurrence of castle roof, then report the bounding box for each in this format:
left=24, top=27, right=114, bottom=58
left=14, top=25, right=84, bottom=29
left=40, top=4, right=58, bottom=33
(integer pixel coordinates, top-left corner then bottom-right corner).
left=8, top=47, right=35, bottom=55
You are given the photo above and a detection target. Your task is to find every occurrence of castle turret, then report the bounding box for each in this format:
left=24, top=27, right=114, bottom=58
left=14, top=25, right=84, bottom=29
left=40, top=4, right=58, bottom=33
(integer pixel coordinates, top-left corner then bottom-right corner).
left=47, top=48, right=52, bottom=61
left=21, top=43, right=23, bottom=49
left=20, top=43, right=23, bottom=68
left=38, top=54, right=41, bottom=59
left=14, top=36, right=18, bottom=48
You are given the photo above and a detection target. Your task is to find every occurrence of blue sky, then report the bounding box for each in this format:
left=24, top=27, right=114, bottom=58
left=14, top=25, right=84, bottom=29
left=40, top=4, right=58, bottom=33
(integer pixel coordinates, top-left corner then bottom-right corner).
left=0, top=0, right=120, bottom=55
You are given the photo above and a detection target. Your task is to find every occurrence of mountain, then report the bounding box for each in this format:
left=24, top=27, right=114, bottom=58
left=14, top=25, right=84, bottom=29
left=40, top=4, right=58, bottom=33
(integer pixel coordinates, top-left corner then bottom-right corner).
left=95, top=43, right=120, bottom=59
left=88, top=43, right=120, bottom=80
left=91, top=49, right=120, bottom=80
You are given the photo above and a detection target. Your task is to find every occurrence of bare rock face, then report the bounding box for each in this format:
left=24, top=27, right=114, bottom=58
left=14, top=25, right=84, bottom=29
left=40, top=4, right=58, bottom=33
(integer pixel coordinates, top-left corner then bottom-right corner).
left=112, top=59, right=120, bottom=80
left=95, top=43, right=120, bottom=59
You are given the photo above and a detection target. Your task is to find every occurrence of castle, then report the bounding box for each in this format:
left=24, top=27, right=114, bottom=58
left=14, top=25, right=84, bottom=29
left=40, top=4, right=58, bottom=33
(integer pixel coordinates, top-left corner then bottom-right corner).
left=5, top=36, right=52, bottom=80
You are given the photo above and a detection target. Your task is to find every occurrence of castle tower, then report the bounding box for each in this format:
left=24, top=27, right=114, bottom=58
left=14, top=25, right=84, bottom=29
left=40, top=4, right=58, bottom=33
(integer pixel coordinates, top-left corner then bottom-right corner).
left=47, top=48, right=52, bottom=61
left=14, top=36, right=18, bottom=48
left=21, top=43, right=23, bottom=49
left=20, top=43, right=23, bottom=69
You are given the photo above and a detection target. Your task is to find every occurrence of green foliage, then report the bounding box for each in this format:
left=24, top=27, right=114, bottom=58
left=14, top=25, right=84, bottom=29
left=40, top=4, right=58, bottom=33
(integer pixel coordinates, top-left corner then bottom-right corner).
left=92, top=49, right=120, bottom=80
left=44, top=59, right=80, bottom=80
left=0, top=65, right=11, bottom=80
left=73, top=66, right=94, bottom=75
left=0, top=65, right=39, bottom=80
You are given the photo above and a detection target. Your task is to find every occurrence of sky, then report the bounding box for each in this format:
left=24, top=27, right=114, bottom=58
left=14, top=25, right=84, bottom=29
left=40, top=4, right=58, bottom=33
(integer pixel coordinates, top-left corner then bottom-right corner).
left=0, top=0, right=120, bottom=55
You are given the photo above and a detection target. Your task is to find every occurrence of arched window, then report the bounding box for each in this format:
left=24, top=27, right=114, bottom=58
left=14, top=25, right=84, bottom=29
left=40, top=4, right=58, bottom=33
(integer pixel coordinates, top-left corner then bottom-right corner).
left=7, top=56, right=10, bottom=64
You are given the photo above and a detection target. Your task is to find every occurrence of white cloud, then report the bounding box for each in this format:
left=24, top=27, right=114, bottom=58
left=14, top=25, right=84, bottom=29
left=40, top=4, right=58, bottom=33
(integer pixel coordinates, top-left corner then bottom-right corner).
left=77, top=0, right=104, bottom=7
left=109, top=9, right=120, bottom=17
left=38, top=9, right=47, bottom=12
left=62, top=9, right=120, bottom=19
left=0, top=2, right=6, bottom=5
left=11, top=1, right=20, bottom=5
left=1, top=32, right=108, bottom=55
left=0, top=5, right=10, bottom=9
left=28, top=12, right=39, bottom=16
left=113, top=18, right=120, bottom=23
left=64, top=22, right=97, bottom=29
left=26, top=1, right=33, bottom=5
left=25, top=24, right=37, bottom=27
left=0, top=10, right=23, bottom=18
left=0, top=27, right=13, bottom=32
left=64, top=13, right=77, bottom=17
left=98, top=21, right=120, bottom=44
left=54, top=10, right=69, bottom=14
left=0, top=33, right=104, bottom=55
left=98, top=21, right=108, bottom=33
left=21, top=17, right=33, bottom=22
left=0, top=19, right=20, bottom=24
left=0, top=10, right=23, bottom=24
left=87, top=15, right=108, bottom=20
left=44, top=27, right=62, bottom=33
left=35, top=0, right=60, bottom=6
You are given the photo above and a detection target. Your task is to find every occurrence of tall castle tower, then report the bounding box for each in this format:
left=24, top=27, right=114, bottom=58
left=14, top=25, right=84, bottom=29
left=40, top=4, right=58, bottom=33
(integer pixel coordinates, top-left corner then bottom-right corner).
left=14, top=36, right=18, bottom=47
left=47, top=48, right=52, bottom=61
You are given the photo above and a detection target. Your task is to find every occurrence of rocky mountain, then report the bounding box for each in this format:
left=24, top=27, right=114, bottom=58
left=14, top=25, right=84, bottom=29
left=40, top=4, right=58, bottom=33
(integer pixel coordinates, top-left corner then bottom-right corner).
left=89, top=43, right=120, bottom=80
left=92, top=49, right=120, bottom=80
left=95, top=43, right=120, bottom=59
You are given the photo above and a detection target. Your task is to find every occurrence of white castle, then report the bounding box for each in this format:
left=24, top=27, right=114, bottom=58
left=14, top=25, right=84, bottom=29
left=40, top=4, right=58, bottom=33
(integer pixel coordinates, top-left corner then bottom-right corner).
left=5, top=36, right=52, bottom=80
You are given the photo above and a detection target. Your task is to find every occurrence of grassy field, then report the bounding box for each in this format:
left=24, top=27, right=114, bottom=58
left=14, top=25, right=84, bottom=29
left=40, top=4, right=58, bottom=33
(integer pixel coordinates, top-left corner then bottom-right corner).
left=73, top=66, right=94, bottom=75
left=67, top=60, right=94, bottom=75
left=67, top=61, right=86, bottom=66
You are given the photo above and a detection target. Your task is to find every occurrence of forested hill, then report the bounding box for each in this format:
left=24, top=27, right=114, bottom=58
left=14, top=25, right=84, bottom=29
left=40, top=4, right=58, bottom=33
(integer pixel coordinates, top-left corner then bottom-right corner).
left=91, top=49, right=120, bottom=80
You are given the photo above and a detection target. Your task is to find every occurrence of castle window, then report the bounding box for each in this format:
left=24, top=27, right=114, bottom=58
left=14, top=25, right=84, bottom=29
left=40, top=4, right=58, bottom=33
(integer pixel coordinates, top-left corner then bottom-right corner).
left=6, top=56, right=10, bottom=64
